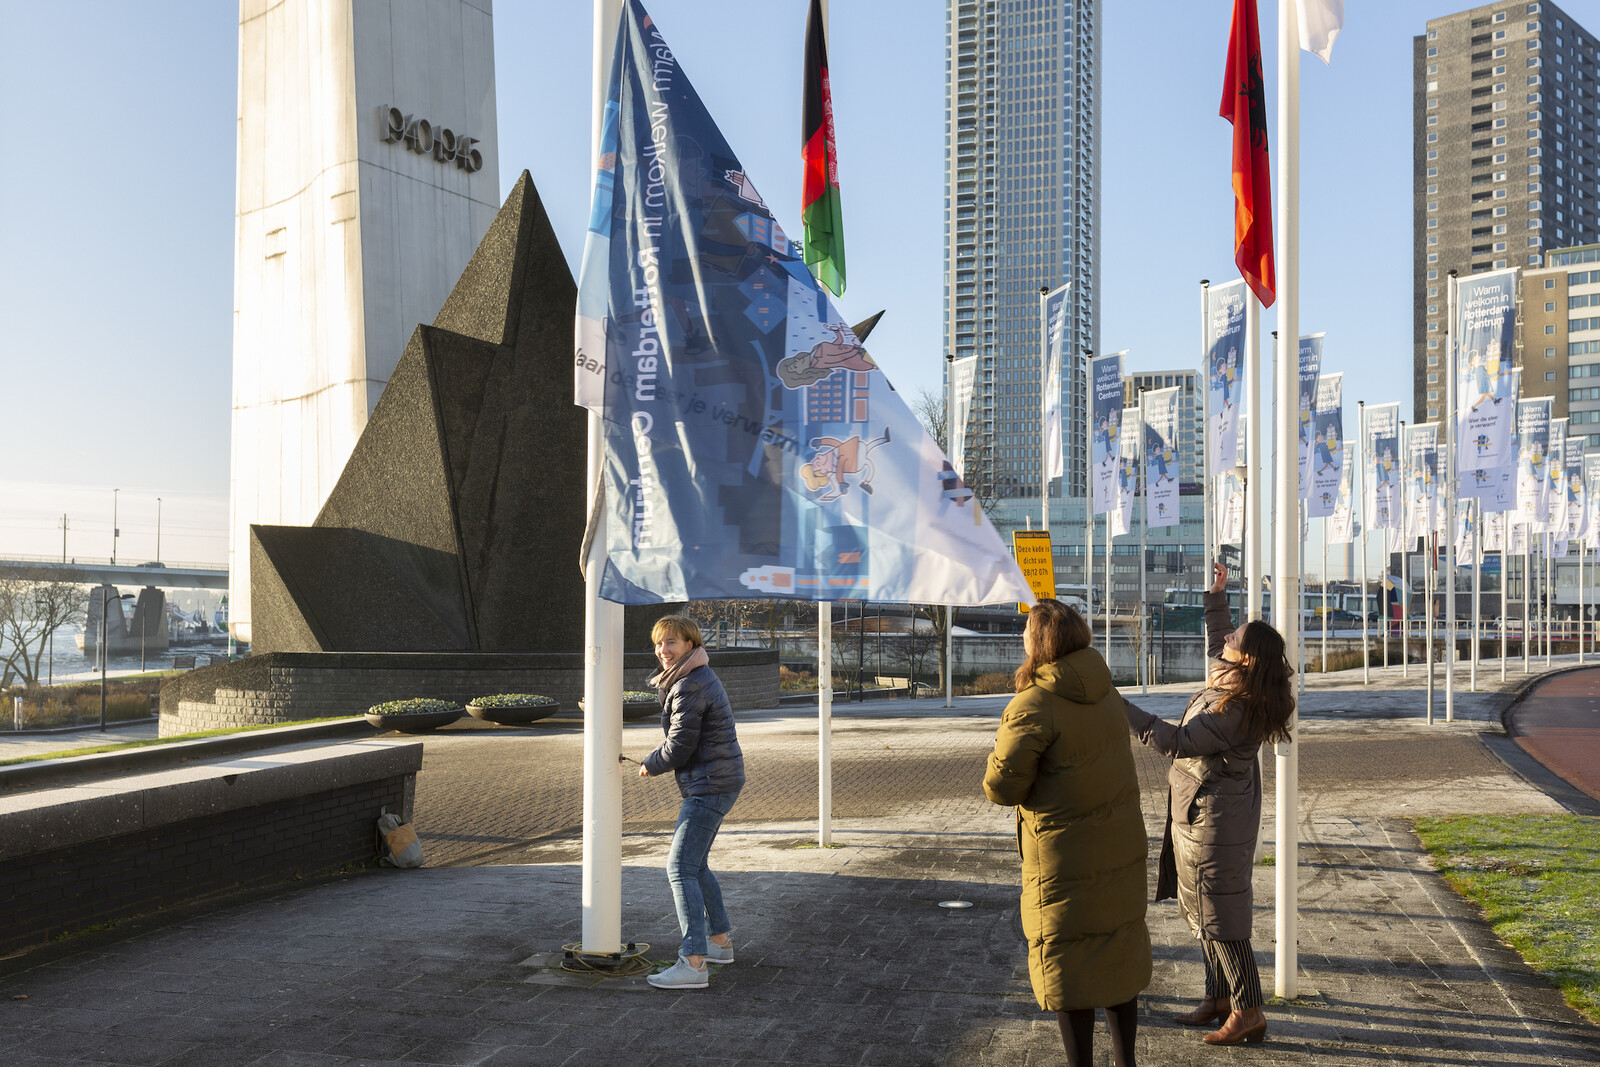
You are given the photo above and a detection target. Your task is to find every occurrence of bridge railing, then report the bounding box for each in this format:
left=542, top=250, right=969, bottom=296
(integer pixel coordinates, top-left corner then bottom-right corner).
left=0, top=554, right=226, bottom=572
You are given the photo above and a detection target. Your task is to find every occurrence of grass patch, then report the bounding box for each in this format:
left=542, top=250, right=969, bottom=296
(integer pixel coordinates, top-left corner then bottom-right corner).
left=1414, top=814, right=1600, bottom=1023
left=1257, top=853, right=1276, bottom=867
left=0, top=717, right=360, bottom=767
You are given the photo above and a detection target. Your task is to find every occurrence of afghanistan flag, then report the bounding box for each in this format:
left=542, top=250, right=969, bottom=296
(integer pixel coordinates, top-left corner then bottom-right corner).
left=802, top=0, right=846, bottom=297
left=1221, top=0, right=1275, bottom=307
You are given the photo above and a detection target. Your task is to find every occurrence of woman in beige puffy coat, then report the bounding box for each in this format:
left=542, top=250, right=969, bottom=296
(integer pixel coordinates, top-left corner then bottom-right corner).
left=1123, top=563, right=1295, bottom=1047
left=984, top=599, right=1150, bottom=1067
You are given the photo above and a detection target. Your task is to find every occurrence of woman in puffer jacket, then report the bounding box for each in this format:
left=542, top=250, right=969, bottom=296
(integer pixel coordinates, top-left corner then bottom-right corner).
left=1123, top=562, right=1294, bottom=1047
left=635, top=614, right=746, bottom=991
left=984, top=598, right=1151, bottom=1067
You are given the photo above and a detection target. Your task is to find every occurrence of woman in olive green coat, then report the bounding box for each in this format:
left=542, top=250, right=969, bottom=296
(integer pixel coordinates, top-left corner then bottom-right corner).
left=984, top=599, right=1150, bottom=1067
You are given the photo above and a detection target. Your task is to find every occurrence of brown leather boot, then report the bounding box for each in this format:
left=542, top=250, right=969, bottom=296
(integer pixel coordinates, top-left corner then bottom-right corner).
left=1173, top=998, right=1229, bottom=1026
left=1203, top=1006, right=1268, bottom=1045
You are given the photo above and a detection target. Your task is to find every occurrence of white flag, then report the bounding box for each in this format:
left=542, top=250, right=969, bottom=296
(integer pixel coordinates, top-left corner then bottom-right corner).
left=1297, top=0, right=1344, bottom=65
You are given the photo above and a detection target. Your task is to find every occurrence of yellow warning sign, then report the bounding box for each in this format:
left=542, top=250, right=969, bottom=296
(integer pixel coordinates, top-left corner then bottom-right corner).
left=1012, top=530, right=1056, bottom=613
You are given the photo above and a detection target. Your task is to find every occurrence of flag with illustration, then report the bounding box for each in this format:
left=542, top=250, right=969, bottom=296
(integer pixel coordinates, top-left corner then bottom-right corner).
left=1205, top=279, right=1247, bottom=477
left=1308, top=373, right=1342, bottom=518
left=1043, top=283, right=1071, bottom=484
left=1483, top=508, right=1505, bottom=554
left=1515, top=397, right=1552, bottom=529
left=1329, top=443, right=1354, bottom=544
left=1455, top=508, right=1476, bottom=568
left=1547, top=419, right=1569, bottom=533
left=1365, top=402, right=1400, bottom=532
left=1462, top=365, right=1520, bottom=505
left=1143, top=386, right=1181, bottom=529
left=1405, top=423, right=1438, bottom=540
left=1112, top=408, right=1139, bottom=537
left=1456, top=269, right=1518, bottom=472
left=574, top=0, right=1030, bottom=605
left=1297, top=334, right=1324, bottom=498
left=1565, top=435, right=1587, bottom=541
left=1089, top=352, right=1126, bottom=514
left=1586, top=454, right=1600, bottom=550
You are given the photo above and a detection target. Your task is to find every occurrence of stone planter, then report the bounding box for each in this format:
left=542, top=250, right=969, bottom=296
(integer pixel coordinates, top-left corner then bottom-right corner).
left=364, top=706, right=464, bottom=733
left=465, top=700, right=563, bottom=725
left=579, top=698, right=660, bottom=721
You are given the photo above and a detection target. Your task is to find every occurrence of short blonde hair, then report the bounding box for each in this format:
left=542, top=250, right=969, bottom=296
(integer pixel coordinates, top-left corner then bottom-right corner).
left=651, top=614, right=704, bottom=648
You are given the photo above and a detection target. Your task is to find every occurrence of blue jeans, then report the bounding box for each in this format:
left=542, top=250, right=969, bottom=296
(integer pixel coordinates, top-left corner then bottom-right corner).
left=667, top=790, right=739, bottom=958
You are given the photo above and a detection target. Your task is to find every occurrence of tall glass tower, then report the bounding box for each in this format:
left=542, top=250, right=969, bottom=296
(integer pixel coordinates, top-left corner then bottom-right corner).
left=944, top=0, right=1100, bottom=501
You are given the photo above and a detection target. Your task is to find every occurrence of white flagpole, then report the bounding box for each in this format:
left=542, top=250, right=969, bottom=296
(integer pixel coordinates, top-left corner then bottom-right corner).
left=1247, top=296, right=1263, bottom=622
left=1140, top=425, right=1148, bottom=696
left=1524, top=532, right=1531, bottom=673
left=946, top=354, right=957, bottom=708
left=582, top=0, right=627, bottom=956
left=818, top=601, right=832, bottom=846
left=1445, top=272, right=1457, bottom=723
left=1041, top=286, right=1052, bottom=537
left=1546, top=536, right=1553, bottom=665
left=1401, top=421, right=1409, bottom=679
left=1359, top=401, right=1369, bottom=683
left=1472, top=500, right=1481, bottom=691
left=1298, top=501, right=1306, bottom=701
left=1105, top=517, right=1112, bottom=663
left=1321, top=528, right=1328, bottom=672
left=1581, top=539, right=1587, bottom=665
left=1427, top=530, right=1436, bottom=725
left=1274, top=0, right=1301, bottom=1001
left=1201, top=280, right=1214, bottom=604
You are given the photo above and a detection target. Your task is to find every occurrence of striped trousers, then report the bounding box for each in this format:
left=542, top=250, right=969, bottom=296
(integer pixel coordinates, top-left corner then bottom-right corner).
left=1202, top=937, right=1264, bottom=1010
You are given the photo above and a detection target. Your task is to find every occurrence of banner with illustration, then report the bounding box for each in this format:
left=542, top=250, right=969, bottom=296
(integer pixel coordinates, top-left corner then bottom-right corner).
left=1565, top=435, right=1588, bottom=541
left=1462, top=365, right=1520, bottom=502
left=1510, top=521, right=1527, bottom=556
left=1365, top=402, right=1401, bottom=531
left=1112, top=409, right=1140, bottom=537
left=1587, top=455, right=1600, bottom=549
left=949, top=355, right=978, bottom=480
left=1455, top=507, right=1476, bottom=568
left=1089, top=352, right=1126, bottom=515
left=1329, top=443, right=1355, bottom=544
left=1042, top=283, right=1071, bottom=484
left=1547, top=418, right=1569, bottom=533
left=1484, top=509, right=1506, bottom=554
left=1297, top=333, right=1324, bottom=498
left=1143, top=386, right=1181, bottom=529
left=1205, top=279, right=1247, bottom=478
left=1456, top=268, right=1519, bottom=472
left=1405, top=423, right=1438, bottom=540
left=572, top=0, right=1031, bottom=605
left=1308, top=373, right=1343, bottom=518
left=1515, top=398, right=1553, bottom=528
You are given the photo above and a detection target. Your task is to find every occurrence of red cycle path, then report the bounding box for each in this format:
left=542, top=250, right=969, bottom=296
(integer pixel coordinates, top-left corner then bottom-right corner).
left=1510, top=669, right=1600, bottom=804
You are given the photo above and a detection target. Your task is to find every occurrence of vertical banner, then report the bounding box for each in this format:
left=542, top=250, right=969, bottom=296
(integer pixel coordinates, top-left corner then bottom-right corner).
left=1455, top=508, right=1476, bottom=568
left=1112, top=409, right=1140, bottom=537
left=1565, top=435, right=1588, bottom=541
left=1586, top=455, right=1600, bottom=550
left=1366, top=402, right=1401, bottom=531
left=1329, top=443, right=1355, bottom=544
left=1297, top=333, right=1325, bottom=498
left=1144, top=386, right=1182, bottom=529
left=1042, top=283, right=1071, bottom=483
left=1406, top=424, right=1439, bottom=540
left=1308, top=373, right=1343, bottom=518
left=1547, top=419, right=1569, bottom=533
left=1516, top=398, right=1553, bottom=528
left=949, top=355, right=978, bottom=479
left=1484, top=509, right=1506, bottom=554
left=1205, top=279, right=1248, bottom=477
left=1089, top=352, right=1126, bottom=514
left=1217, top=470, right=1245, bottom=544
left=1456, top=268, right=1519, bottom=471
left=1510, top=521, right=1528, bottom=557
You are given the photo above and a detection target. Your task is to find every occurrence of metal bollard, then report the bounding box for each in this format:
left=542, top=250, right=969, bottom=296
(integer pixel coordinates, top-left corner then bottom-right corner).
left=13, top=696, right=21, bottom=731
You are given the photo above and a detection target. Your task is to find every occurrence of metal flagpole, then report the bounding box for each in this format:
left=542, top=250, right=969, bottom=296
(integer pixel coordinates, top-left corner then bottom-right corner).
left=1580, top=537, right=1586, bottom=665
left=582, top=0, right=627, bottom=956
left=1041, top=286, right=1052, bottom=539
left=1274, top=0, right=1301, bottom=1000
left=1105, top=519, right=1113, bottom=666
left=1140, top=433, right=1148, bottom=696
left=1546, top=535, right=1553, bottom=665
left=1359, top=401, right=1369, bottom=683
left=1445, top=271, right=1457, bottom=723
left=1246, top=295, right=1263, bottom=622
left=1524, top=531, right=1531, bottom=673
left=1298, top=501, right=1306, bottom=700
left=818, top=601, right=832, bottom=845
left=947, top=354, right=958, bottom=708
left=1087, top=396, right=1096, bottom=654
left=1472, top=500, right=1481, bottom=690
left=1501, top=516, right=1508, bottom=681
left=1426, top=531, right=1436, bottom=726
left=1401, top=420, right=1409, bottom=678
left=1321, top=529, right=1328, bottom=672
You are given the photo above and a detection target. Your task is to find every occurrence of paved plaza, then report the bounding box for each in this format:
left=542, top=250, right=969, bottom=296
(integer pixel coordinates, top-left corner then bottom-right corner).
left=0, top=658, right=1597, bottom=1064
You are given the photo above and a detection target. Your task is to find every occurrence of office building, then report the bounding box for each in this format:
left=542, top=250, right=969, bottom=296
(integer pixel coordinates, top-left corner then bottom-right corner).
left=1123, top=369, right=1205, bottom=485
left=1413, top=1, right=1600, bottom=423
left=1523, top=243, right=1600, bottom=442
left=943, top=0, right=1100, bottom=499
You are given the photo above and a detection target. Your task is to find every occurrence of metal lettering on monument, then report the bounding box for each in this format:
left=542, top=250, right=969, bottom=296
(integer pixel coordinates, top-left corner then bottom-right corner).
left=380, top=106, right=483, bottom=172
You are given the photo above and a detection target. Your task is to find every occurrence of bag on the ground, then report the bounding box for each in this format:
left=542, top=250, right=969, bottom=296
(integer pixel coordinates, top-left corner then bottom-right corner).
left=375, top=807, right=424, bottom=868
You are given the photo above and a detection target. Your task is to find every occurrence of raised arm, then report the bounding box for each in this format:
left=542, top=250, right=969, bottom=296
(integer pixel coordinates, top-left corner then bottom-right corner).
left=1204, top=561, right=1235, bottom=661
left=1124, top=696, right=1240, bottom=761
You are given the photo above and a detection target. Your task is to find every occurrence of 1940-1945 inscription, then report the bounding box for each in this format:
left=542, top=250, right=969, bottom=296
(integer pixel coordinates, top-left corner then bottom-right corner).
left=380, top=106, right=483, bottom=172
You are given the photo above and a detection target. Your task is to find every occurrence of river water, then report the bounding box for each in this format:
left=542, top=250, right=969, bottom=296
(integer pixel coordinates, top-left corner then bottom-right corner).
left=3, top=625, right=231, bottom=685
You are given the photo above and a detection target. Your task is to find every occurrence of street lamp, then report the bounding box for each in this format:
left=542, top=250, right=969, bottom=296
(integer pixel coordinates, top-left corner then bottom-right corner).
left=112, top=488, right=119, bottom=565
left=156, top=497, right=162, bottom=564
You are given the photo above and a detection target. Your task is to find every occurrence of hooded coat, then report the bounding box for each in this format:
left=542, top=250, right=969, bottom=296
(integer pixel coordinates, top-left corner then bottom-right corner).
left=1124, top=590, right=1264, bottom=942
left=642, top=663, right=746, bottom=797
left=983, top=647, right=1152, bottom=1012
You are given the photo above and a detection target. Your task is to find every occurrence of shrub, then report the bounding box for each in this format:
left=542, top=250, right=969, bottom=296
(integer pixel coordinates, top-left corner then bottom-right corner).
left=369, top=698, right=460, bottom=716
left=963, top=673, right=1014, bottom=696
left=468, top=693, right=558, bottom=708
left=778, top=666, right=817, bottom=692
left=623, top=690, right=656, bottom=702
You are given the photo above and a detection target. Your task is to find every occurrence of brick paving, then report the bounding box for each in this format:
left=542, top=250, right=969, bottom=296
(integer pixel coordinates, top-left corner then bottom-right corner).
left=0, top=665, right=1597, bottom=1064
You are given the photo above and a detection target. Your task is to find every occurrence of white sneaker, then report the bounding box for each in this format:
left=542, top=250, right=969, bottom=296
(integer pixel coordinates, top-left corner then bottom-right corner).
left=704, top=938, right=734, bottom=964
left=647, top=955, right=708, bottom=989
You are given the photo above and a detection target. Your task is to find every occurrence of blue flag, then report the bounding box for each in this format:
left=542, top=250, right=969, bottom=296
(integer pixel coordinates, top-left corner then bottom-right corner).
left=575, top=0, right=1030, bottom=606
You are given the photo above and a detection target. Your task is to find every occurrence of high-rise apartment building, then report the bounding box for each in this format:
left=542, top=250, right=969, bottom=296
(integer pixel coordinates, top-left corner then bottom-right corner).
left=1522, top=243, right=1600, bottom=442
left=943, top=0, right=1100, bottom=499
left=1122, top=370, right=1205, bottom=485
left=1413, top=1, right=1600, bottom=423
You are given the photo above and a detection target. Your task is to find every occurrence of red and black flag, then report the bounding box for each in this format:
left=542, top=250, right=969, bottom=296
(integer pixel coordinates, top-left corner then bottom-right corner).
left=802, top=0, right=845, bottom=297
left=1221, top=0, right=1275, bottom=307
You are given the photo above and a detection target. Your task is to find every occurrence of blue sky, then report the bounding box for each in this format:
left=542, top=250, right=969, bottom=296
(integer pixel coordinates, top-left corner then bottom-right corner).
left=3, top=1, right=1594, bottom=568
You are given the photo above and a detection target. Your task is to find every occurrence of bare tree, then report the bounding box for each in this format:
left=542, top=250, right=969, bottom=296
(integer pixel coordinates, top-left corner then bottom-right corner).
left=912, top=388, right=1002, bottom=518
left=0, top=569, right=86, bottom=687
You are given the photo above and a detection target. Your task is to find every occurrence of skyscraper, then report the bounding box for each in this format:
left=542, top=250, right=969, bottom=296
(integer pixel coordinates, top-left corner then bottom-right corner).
left=1413, top=1, right=1600, bottom=423
left=944, top=0, right=1100, bottom=500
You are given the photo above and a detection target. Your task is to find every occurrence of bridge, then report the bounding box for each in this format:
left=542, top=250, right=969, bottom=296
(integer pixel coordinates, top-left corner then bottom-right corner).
left=0, top=556, right=228, bottom=590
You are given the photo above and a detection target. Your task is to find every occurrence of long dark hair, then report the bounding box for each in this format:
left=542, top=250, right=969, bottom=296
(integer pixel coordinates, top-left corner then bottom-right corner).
left=1214, top=620, right=1295, bottom=744
left=1013, top=599, right=1093, bottom=692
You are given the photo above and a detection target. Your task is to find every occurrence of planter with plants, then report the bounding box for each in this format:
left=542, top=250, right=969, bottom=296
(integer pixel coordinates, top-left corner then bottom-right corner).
left=465, top=693, right=563, bottom=725
left=578, top=690, right=660, bottom=721
left=365, top=698, right=465, bottom=733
